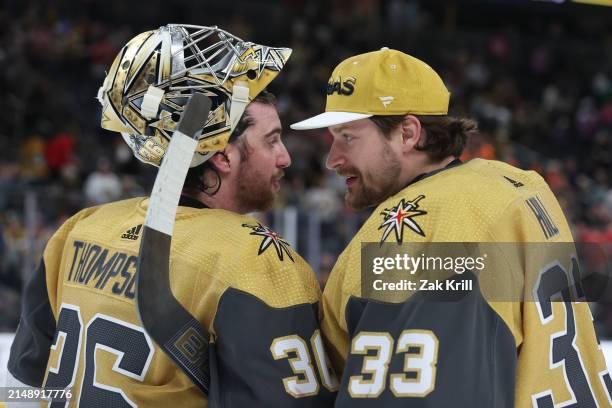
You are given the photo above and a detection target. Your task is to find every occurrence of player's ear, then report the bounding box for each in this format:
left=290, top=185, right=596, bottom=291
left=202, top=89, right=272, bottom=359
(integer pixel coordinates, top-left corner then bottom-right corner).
left=399, top=114, right=422, bottom=153
left=208, top=150, right=233, bottom=174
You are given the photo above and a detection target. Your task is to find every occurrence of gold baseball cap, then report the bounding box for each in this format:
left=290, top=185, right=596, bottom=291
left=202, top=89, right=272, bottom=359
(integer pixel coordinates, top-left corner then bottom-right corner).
left=290, top=48, right=450, bottom=130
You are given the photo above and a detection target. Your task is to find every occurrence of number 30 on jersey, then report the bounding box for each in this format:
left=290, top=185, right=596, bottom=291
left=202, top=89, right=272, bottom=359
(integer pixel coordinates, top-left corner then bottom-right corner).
left=270, top=330, right=339, bottom=398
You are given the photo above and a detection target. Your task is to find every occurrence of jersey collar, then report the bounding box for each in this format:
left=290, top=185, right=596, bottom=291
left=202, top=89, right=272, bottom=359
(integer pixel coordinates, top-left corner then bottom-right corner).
left=179, top=195, right=210, bottom=209
left=406, top=158, right=463, bottom=188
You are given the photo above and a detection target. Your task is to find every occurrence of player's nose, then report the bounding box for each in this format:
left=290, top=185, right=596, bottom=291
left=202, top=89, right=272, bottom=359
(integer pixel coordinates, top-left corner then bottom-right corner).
left=326, top=140, right=344, bottom=170
left=277, top=141, right=291, bottom=168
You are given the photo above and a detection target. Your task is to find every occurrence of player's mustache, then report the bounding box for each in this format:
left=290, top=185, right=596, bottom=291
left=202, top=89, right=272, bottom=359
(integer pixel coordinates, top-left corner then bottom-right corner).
left=337, top=167, right=361, bottom=178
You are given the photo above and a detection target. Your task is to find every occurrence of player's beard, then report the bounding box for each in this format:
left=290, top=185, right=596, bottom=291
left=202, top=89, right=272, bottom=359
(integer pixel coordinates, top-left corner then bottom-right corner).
left=235, top=157, right=280, bottom=213
left=343, top=143, right=401, bottom=210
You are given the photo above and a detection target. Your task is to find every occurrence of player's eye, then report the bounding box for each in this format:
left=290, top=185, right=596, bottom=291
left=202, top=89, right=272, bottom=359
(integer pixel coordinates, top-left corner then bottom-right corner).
left=343, top=133, right=354, bottom=143
left=267, top=135, right=279, bottom=146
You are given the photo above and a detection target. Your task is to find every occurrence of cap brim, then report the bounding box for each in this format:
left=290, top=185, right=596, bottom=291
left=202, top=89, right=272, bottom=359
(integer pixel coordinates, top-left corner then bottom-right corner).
left=290, top=112, right=372, bottom=130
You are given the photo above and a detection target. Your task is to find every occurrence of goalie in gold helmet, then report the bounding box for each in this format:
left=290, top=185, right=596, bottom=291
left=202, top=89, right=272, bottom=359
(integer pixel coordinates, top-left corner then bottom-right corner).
left=7, top=24, right=337, bottom=407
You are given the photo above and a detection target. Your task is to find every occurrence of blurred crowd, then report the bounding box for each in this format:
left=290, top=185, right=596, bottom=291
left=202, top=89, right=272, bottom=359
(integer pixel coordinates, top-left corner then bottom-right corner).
left=0, top=0, right=611, bottom=333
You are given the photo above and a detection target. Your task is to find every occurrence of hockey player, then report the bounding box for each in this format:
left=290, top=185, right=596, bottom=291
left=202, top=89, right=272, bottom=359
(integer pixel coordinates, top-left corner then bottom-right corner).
left=291, top=48, right=612, bottom=407
left=7, top=25, right=336, bottom=407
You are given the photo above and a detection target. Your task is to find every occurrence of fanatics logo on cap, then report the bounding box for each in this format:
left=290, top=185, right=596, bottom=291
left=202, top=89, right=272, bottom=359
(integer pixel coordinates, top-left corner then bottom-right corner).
left=121, top=224, right=143, bottom=240
left=379, top=96, right=394, bottom=109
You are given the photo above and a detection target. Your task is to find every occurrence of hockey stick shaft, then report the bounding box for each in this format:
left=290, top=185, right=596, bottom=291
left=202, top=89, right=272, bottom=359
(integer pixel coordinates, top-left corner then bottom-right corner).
left=136, top=94, right=213, bottom=395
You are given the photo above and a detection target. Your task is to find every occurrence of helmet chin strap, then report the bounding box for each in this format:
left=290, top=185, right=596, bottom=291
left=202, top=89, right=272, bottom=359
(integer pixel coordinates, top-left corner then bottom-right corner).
left=141, top=85, right=165, bottom=119
left=142, top=81, right=250, bottom=132
left=229, top=82, right=250, bottom=131
left=192, top=82, right=249, bottom=167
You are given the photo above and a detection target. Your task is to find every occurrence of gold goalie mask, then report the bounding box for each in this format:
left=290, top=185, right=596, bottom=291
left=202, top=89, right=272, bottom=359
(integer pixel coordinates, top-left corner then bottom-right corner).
left=97, top=24, right=291, bottom=167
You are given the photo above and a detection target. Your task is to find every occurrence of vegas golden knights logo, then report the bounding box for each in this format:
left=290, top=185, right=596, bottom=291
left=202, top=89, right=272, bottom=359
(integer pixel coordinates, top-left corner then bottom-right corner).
left=378, top=195, right=427, bottom=244
left=121, top=224, right=142, bottom=240
left=242, top=223, right=294, bottom=262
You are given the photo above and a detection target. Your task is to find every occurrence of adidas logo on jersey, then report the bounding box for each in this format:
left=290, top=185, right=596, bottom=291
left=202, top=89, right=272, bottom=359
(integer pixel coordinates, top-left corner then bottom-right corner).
left=121, top=224, right=142, bottom=240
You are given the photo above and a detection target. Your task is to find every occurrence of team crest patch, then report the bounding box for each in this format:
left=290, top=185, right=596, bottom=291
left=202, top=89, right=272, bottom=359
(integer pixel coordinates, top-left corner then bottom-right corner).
left=378, top=195, right=427, bottom=244
left=242, top=223, right=295, bottom=262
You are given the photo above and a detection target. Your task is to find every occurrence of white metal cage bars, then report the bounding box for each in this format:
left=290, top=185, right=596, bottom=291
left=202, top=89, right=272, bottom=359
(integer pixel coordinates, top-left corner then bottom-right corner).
left=168, top=24, right=250, bottom=86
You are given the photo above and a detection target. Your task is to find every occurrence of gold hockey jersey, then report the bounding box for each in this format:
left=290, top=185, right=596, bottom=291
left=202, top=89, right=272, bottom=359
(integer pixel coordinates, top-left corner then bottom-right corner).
left=8, top=197, right=337, bottom=407
left=321, top=158, right=612, bottom=407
